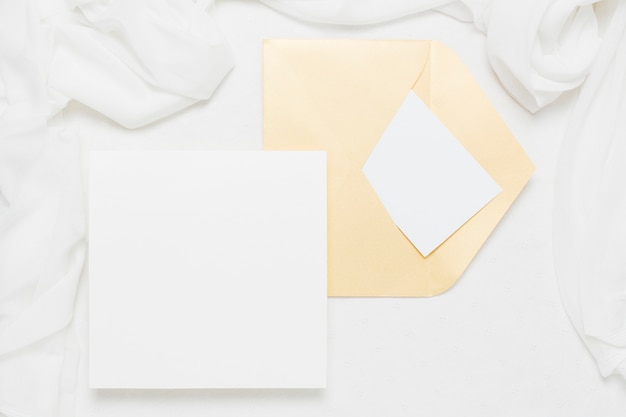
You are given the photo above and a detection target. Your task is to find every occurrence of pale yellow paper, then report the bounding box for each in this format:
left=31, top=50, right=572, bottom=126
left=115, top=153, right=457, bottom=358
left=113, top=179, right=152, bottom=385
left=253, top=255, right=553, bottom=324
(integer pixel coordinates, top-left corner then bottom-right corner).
left=263, top=40, right=534, bottom=297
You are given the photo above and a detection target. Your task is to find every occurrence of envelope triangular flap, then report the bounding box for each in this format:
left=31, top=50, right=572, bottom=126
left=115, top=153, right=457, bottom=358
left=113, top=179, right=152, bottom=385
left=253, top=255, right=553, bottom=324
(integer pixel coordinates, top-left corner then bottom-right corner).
left=412, top=40, right=432, bottom=107
left=417, top=41, right=534, bottom=244
left=263, top=40, right=534, bottom=297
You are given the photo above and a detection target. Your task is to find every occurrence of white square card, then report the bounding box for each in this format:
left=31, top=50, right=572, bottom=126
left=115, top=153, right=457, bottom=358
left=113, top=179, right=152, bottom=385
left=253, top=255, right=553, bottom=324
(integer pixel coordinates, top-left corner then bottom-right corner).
left=89, top=150, right=327, bottom=389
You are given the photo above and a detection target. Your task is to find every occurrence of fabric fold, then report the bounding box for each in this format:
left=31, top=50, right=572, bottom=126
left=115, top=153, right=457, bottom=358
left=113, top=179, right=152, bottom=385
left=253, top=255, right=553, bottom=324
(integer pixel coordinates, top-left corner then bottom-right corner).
left=481, top=0, right=605, bottom=113
left=553, top=0, right=626, bottom=378
left=47, top=0, right=234, bottom=128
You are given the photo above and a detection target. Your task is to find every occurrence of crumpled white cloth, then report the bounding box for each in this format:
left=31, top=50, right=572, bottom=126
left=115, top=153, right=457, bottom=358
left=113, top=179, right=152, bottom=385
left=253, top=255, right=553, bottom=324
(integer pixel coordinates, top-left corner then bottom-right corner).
left=0, top=5, right=85, bottom=417
left=480, top=0, right=605, bottom=113
left=49, top=0, right=234, bottom=128
left=553, top=0, right=626, bottom=378
left=0, top=1, right=233, bottom=416
left=1, top=0, right=625, bottom=416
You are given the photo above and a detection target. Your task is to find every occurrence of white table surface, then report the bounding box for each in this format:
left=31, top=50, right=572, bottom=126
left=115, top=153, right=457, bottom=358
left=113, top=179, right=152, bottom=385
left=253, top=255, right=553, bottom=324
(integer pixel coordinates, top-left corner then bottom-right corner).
left=65, top=1, right=626, bottom=415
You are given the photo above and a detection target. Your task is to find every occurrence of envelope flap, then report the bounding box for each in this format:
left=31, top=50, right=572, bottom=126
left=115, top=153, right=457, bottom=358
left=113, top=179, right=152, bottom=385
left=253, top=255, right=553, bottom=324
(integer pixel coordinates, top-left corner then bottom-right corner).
left=425, top=40, right=534, bottom=200
left=412, top=41, right=431, bottom=107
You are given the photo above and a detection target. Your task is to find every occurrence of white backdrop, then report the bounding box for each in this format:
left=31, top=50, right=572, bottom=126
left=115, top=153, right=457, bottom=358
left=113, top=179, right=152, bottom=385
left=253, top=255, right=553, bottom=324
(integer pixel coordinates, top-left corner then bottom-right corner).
left=55, top=1, right=626, bottom=416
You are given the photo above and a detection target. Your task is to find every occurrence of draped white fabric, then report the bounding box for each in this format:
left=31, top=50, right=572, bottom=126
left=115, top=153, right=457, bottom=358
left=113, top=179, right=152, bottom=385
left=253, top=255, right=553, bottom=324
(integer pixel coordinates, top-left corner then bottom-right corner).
left=0, top=3, right=84, bottom=416
left=50, top=0, right=234, bottom=128
left=553, top=0, right=626, bottom=378
left=481, top=0, right=605, bottom=112
left=0, top=0, right=624, bottom=416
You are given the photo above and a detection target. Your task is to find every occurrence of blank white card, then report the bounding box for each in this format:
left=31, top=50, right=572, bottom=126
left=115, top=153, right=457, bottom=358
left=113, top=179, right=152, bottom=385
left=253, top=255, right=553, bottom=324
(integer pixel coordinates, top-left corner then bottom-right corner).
left=363, top=91, right=501, bottom=257
left=89, top=151, right=327, bottom=389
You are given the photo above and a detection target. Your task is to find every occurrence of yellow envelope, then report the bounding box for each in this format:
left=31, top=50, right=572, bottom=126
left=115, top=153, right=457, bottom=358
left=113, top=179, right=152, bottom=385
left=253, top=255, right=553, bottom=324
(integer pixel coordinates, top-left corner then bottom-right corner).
left=263, top=40, right=534, bottom=297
